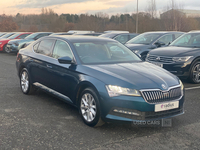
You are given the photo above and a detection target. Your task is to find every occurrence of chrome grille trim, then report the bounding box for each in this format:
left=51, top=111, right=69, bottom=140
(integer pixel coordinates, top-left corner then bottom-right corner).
left=140, top=85, right=183, bottom=104
left=147, top=55, right=174, bottom=64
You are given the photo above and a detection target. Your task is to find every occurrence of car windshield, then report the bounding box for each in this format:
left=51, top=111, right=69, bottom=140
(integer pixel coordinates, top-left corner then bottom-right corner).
left=8, top=33, right=21, bottom=39
left=0, top=33, right=5, bottom=37
left=126, top=33, right=162, bottom=45
left=170, top=33, right=200, bottom=48
left=25, top=33, right=39, bottom=39
left=73, top=41, right=141, bottom=64
left=1, top=33, right=14, bottom=38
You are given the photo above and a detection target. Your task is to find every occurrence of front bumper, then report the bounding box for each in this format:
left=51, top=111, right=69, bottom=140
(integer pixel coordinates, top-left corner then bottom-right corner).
left=148, top=61, right=191, bottom=78
left=100, top=94, right=184, bottom=123
left=6, top=44, right=19, bottom=53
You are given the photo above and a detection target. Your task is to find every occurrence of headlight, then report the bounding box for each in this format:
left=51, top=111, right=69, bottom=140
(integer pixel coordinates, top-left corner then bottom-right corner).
left=172, top=56, right=192, bottom=62
left=14, top=43, right=19, bottom=46
left=106, top=85, right=141, bottom=97
left=179, top=80, right=184, bottom=95
left=179, top=80, right=184, bottom=90
left=0, top=42, right=2, bottom=45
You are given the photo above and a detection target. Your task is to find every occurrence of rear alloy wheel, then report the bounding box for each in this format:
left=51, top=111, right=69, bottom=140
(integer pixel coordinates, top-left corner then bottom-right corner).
left=4, top=44, right=10, bottom=53
left=20, top=68, right=35, bottom=94
left=189, top=61, right=200, bottom=83
left=3, top=44, right=8, bottom=53
left=79, top=88, right=104, bottom=127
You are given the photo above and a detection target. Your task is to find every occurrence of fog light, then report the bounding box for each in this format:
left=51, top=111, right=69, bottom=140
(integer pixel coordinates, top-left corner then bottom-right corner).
left=113, top=109, right=140, bottom=116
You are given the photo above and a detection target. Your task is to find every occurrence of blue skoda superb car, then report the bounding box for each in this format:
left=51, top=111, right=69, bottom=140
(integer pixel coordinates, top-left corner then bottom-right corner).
left=16, top=36, right=184, bottom=127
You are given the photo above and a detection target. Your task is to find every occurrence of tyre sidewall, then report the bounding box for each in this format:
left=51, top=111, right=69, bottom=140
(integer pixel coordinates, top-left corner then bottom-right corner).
left=3, top=44, right=7, bottom=52
left=79, top=88, right=101, bottom=127
left=189, top=61, right=200, bottom=84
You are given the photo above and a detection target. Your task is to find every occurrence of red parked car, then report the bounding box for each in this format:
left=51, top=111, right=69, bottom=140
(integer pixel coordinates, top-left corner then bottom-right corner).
left=0, top=32, right=32, bottom=52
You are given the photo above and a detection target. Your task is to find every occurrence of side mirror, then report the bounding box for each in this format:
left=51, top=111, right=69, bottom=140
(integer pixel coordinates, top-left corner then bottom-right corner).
left=58, top=56, right=74, bottom=64
left=154, top=41, right=165, bottom=47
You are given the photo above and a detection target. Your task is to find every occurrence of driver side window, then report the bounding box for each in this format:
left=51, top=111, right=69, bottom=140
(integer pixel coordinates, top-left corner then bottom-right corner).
left=52, top=40, right=73, bottom=59
left=157, top=34, right=173, bottom=45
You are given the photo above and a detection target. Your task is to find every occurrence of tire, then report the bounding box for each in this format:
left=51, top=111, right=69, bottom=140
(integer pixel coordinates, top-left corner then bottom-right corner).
left=20, top=68, right=35, bottom=94
left=79, top=88, right=104, bottom=127
left=189, top=61, right=200, bottom=84
left=141, top=54, right=147, bottom=61
left=3, top=44, right=8, bottom=53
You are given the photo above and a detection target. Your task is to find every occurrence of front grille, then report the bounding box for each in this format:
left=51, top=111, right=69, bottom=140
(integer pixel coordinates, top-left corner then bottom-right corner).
left=141, top=86, right=182, bottom=104
left=147, top=55, right=174, bottom=63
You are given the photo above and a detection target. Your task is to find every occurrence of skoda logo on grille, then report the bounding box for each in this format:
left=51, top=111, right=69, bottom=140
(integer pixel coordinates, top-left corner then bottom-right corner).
left=162, top=84, right=167, bottom=89
left=156, top=57, right=160, bottom=61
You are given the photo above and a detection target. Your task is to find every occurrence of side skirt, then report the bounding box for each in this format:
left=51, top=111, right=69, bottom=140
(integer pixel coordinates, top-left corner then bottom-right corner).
left=33, top=82, right=75, bottom=106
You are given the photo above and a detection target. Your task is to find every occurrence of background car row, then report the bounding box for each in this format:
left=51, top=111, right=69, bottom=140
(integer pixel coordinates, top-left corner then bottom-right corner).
left=1, top=30, right=200, bottom=84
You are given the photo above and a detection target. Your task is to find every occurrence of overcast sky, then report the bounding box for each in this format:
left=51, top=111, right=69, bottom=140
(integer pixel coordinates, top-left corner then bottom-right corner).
left=0, top=0, right=200, bottom=15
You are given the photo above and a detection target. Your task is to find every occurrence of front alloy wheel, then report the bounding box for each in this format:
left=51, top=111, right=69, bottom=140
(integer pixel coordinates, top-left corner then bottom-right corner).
left=190, top=61, right=200, bottom=83
left=20, top=68, right=35, bottom=94
left=79, top=88, right=104, bottom=127
left=80, top=93, right=97, bottom=122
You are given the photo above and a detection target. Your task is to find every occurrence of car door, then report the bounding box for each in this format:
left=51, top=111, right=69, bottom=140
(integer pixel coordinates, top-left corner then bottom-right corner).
left=44, top=39, right=79, bottom=103
left=29, top=39, right=56, bottom=88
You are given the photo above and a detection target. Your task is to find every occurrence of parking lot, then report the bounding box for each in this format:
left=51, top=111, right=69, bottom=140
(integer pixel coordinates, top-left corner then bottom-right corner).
left=0, top=53, right=200, bottom=150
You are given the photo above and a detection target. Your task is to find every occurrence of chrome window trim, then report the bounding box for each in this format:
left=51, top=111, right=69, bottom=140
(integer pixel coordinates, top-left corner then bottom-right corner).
left=32, top=37, right=77, bottom=64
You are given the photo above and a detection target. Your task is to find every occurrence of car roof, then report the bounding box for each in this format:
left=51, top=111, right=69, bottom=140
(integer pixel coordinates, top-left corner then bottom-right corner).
left=142, top=31, right=184, bottom=34
left=47, top=35, right=116, bottom=43
left=188, top=30, right=200, bottom=33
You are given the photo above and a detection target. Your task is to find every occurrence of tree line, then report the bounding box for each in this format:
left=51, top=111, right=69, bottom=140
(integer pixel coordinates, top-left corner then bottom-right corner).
left=0, top=4, right=200, bottom=33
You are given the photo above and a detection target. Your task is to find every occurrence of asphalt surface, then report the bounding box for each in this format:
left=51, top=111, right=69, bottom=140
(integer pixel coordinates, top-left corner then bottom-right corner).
left=0, top=53, right=200, bottom=150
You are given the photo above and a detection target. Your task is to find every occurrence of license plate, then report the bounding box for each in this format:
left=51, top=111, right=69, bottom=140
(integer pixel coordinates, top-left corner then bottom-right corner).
left=150, top=62, right=163, bottom=68
left=155, top=101, right=179, bottom=112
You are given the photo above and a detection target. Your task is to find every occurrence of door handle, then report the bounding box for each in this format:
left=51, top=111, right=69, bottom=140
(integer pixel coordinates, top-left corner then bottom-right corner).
left=46, top=64, right=52, bottom=68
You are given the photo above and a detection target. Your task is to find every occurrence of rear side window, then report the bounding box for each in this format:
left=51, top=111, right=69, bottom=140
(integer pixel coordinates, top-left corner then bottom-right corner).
left=33, top=42, right=40, bottom=52
left=35, top=39, right=55, bottom=56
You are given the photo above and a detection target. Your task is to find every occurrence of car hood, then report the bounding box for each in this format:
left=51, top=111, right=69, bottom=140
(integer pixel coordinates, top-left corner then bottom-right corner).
left=125, top=43, right=151, bottom=50
left=149, top=46, right=200, bottom=57
left=8, top=39, right=34, bottom=44
left=82, top=62, right=179, bottom=90
left=0, top=39, right=9, bottom=42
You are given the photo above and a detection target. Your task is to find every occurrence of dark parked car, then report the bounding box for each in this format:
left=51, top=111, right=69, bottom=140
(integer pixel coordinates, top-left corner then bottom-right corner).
left=146, top=31, right=200, bottom=83
left=49, top=32, right=73, bottom=36
left=16, top=36, right=184, bottom=127
left=125, top=31, right=184, bottom=60
left=74, top=33, right=103, bottom=36
left=100, top=33, right=138, bottom=44
left=7, top=32, right=52, bottom=53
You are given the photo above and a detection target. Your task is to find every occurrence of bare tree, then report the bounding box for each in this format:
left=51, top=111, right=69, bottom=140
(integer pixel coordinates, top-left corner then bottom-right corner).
left=146, top=0, right=157, bottom=18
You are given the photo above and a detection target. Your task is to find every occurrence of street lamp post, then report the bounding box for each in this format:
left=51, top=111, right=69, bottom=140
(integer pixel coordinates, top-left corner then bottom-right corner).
left=136, top=0, right=138, bottom=33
